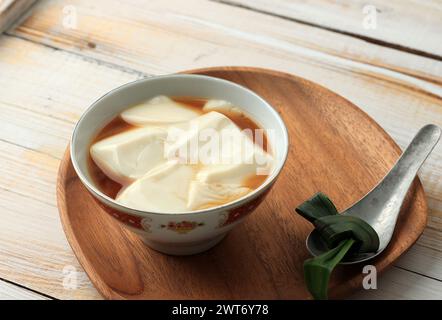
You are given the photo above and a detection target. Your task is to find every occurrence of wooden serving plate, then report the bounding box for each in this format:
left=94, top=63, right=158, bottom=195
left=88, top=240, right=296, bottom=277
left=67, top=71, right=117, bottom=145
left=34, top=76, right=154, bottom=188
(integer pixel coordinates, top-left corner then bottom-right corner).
left=57, top=67, right=427, bottom=299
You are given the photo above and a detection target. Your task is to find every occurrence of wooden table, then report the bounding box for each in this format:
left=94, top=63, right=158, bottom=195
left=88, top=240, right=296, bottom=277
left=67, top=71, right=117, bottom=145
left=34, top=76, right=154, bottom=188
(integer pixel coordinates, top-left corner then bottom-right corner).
left=0, top=0, right=441, bottom=300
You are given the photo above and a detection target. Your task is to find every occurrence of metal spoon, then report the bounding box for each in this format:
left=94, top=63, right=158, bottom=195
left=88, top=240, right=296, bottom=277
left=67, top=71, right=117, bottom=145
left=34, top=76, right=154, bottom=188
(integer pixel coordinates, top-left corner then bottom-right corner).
left=306, top=124, right=441, bottom=264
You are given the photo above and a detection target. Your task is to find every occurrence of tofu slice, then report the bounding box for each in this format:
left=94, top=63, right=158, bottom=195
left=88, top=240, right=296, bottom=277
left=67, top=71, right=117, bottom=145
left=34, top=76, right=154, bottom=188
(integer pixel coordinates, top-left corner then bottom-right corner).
left=90, top=127, right=168, bottom=183
left=116, top=161, right=195, bottom=212
left=195, top=145, right=273, bottom=186
left=121, top=95, right=201, bottom=125
left=193, top=112, right=274, bottom=185
left=203, top=99, right=242, bottom=114
left=187, top=180, right=251, bottom=210
left=164, top=111, right=256, bottom=165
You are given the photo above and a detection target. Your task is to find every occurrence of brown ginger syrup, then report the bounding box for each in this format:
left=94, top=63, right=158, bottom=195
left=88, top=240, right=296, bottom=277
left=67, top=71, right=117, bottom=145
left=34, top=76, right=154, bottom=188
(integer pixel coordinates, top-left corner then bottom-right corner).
left=88, top=97, right=271, bottom=200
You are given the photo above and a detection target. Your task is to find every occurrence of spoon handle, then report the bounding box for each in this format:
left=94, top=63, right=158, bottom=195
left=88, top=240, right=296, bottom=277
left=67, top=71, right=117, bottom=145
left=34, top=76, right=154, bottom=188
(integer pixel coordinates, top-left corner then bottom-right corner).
left=382, top=124, right=441, bottom=200
left=346, top=124, right=441, bottom=248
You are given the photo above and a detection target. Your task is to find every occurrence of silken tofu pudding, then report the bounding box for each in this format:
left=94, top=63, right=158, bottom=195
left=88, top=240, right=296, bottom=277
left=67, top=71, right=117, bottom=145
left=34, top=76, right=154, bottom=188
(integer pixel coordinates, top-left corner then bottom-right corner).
left=70, top=73, right=289, bottom=255
left=89, top=95, right=274, bottom=213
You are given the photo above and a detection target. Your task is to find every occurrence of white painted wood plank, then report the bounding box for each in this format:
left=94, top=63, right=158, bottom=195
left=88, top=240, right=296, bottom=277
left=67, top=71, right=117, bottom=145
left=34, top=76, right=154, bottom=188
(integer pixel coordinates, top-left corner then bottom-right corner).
left=0, top=279, right=49, bottom=300
left=0, top=0, right=37, bottom=33
left=350, top=267, right=442, bottom=300
left=218, top=0, right=442, bottom=58
left=11, top=0, right=442, bottom=86
left=395, top=217, right=442, bottom=281
left=0, top=186, right=102, bottom=299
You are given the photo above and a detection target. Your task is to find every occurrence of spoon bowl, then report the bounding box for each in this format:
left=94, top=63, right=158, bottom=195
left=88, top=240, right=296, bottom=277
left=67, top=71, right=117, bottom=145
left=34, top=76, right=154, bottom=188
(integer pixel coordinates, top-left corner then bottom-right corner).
left=306, top=124, right=441, bottom=264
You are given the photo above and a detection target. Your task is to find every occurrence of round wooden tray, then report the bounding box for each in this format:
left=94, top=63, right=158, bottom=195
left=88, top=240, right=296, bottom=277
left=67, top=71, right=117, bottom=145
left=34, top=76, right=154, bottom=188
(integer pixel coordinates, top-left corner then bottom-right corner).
left=57, top=67, right=427, bottom=299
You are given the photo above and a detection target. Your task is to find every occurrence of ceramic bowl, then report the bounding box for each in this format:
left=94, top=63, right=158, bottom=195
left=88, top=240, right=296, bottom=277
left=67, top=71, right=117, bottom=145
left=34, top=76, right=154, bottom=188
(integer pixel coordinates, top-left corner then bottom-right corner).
left=71, top=74, right=289, bottom=255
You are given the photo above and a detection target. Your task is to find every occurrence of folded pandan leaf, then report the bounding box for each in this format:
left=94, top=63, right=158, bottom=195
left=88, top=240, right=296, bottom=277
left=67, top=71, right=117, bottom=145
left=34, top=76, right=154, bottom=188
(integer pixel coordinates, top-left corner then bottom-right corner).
left=296, top=192, right=339, bottom=222
left=303, top=238, right=355, bottom=300
left=295, top=192, right=379, bottom=300
left=314, top=215, right=379, bottom=253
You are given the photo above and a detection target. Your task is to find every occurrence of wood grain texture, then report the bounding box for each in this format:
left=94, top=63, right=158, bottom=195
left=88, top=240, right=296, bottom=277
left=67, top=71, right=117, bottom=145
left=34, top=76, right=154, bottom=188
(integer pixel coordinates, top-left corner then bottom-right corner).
left=57, top=67, right=428, bottom=299
left=350, top=267, right=442, bottom=300
left=0, top=279, right=49, bottom=300
left=0, top=0, right=36, bottom=33
left=395, top=216, right=442, bottom=281
left=217, top=0, right=442, bottom=59
left=11, top=0, right=442, bottom=85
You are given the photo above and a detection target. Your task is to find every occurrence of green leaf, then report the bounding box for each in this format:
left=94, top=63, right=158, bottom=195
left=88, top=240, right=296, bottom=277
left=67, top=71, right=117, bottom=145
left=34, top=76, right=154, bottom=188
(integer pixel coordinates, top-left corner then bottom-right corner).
left=295, top=192, right=380, bottom=300
left=304, top=238, right=355, bottom=300
left=295, top=192, right=339, bottom=223
left=314, top=215, right=379, bottom=253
